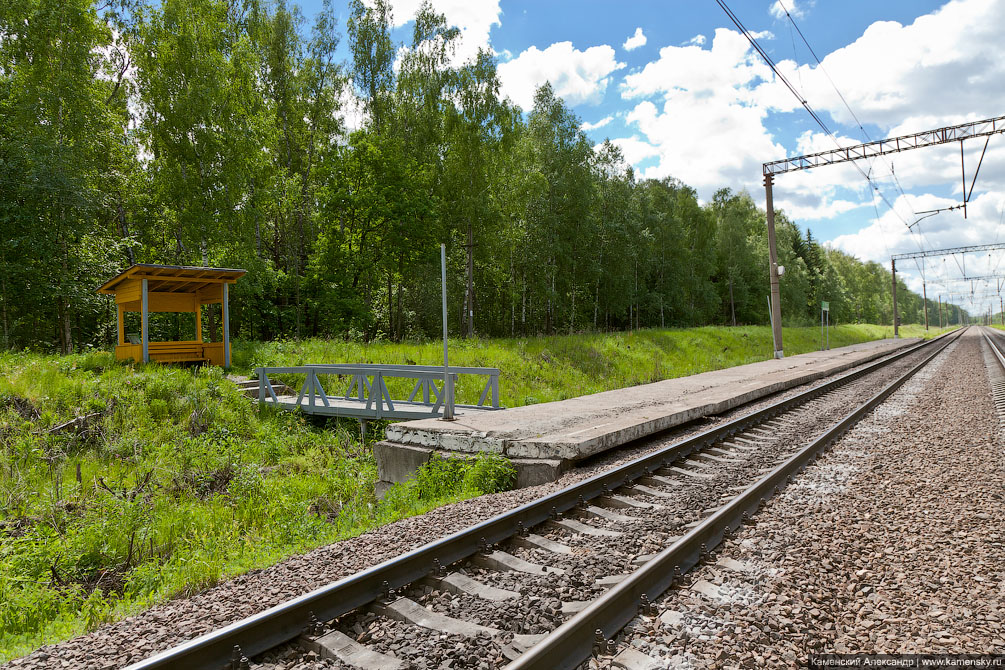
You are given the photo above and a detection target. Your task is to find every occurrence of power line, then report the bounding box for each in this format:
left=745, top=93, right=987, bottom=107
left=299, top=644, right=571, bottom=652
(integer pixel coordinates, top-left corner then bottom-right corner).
left=773, top=0, right=925, bottom=250
left=717, top=0, right=920, bottom=245
left=773, top=0, right=872, bottom=142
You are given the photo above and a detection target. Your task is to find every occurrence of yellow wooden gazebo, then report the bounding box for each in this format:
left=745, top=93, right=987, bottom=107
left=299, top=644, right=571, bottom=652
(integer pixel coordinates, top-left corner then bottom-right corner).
left=97, top=264, right=246, bottom=367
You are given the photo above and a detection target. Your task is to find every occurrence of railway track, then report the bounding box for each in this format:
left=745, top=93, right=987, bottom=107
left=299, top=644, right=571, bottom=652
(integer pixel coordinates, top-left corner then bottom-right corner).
left=980, top=327, right=1005, bottom=427
left=125, top=328, right=963, bottom=670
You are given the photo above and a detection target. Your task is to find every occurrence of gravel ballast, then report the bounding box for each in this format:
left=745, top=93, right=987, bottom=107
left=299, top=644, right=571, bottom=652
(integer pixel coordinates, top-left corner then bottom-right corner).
left=612, top=329, right=1004, bottom=668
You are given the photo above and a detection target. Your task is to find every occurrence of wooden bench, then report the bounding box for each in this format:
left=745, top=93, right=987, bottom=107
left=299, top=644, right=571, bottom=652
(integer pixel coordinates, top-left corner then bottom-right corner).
left=148, top=341, right=208, bottom=364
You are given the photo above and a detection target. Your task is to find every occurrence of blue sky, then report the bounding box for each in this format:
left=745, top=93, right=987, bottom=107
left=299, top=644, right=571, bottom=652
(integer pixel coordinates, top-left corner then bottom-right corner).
left=294, top=0, right=1005, bottom=308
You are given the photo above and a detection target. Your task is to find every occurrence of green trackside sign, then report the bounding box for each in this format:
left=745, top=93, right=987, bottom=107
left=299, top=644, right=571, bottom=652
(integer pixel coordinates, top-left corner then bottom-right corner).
left=821, top=301, right=829, bottom=312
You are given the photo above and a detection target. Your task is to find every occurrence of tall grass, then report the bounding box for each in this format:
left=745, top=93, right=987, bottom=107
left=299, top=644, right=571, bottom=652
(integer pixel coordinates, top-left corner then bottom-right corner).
left=234, top=323, right=946, bottom=407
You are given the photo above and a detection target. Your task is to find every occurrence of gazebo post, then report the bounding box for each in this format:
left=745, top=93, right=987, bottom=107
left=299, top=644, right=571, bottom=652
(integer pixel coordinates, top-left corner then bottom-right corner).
left=141, top=278, right=149, bottom=363
left=195, top=300, right=202, bottom=343
left=222, top=282, right=230, bottom=369
left=117, top=304, right=125, bottom=346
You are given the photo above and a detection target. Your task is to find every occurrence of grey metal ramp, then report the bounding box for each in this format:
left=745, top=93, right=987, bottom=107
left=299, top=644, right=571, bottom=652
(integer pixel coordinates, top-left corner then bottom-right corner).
left=267, top=394, right=499, bottom=421
left=256, top=363, right=503, bottom=421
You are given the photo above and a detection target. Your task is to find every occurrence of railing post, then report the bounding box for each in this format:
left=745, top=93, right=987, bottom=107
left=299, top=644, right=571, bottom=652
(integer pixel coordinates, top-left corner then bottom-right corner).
left=257, top=368, right=265, bottom=405
left=445, top=373, right=456, bottom=418
left=309, top=368, right=315, bottom=409
left=491, top=372, right=499, bottom=408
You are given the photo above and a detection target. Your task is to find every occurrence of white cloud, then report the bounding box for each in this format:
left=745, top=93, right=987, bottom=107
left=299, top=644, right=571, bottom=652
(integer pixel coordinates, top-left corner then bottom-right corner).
left=764, top=0, right=1005, bottom=129
left=623, top=27, right=647, bottom=51
left=372, top=0, right=502, bottom=64
left=769, top=0, right=806, bottom=20
left=604, top=0, right=1005, bottom=238
left=830, top=191, right=1005, bottom=264
left=828, top=190, right=1005, bottom=311
left=685, top=34, right=706, bottom=47
left=581, top=115, right=614, bottom=132
left=604, top=137, right=660, bottom=165
left=337, top=87, right=368, bottom=134
left=616, top=28, right=785, bottom=195
left=497, top=42, right=625, bottom=110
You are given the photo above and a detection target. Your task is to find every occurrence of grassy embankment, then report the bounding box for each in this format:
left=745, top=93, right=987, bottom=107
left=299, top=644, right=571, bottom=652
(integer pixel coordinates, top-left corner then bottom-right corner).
left=234, top=323, right=944, bottom=406
left=0, top=323, right=949, bottom=660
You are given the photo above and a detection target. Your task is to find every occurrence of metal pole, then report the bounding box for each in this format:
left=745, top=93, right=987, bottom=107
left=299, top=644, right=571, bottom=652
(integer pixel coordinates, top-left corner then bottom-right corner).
left=767, top=295, right=773, bottom=337
left=441, top=244, right=454, bottom=421
left=891, top=259, right=899, bottom=338
left=821, top=306, right=824, bottom=351
left=938, top=295, right=943, bottom=329
left=826, top=310, right=829, bottom=350
left=960, top=140, right=968, bottom=219
left=922, top=281, right=929, bottom=330
left=764, top=175, right=784, bottom=358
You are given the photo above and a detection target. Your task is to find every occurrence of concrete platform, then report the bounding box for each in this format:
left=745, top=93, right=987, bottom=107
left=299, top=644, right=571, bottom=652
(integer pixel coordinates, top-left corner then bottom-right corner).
left=376, top=337, right=919, bottom=492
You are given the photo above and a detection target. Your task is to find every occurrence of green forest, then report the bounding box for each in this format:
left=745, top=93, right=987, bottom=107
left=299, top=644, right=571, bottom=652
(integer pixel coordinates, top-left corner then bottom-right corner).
left=0, top=0, right=965, bottom=354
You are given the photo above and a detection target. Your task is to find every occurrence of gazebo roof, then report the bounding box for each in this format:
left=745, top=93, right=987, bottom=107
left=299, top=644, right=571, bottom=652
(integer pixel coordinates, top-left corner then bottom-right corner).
left=97, top=264, right=246, bottom=295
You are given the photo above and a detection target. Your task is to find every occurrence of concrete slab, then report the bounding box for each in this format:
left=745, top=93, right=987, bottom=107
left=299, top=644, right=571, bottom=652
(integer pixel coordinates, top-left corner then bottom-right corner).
left=300, top=630, right=405, bottom=670
left=423, top=572, right=518, bottom=602
left=372, top=597, right=500, bottom=637
left=377, top=337, right=917, bottom=490
left=471, top=549, right=565, bottom=575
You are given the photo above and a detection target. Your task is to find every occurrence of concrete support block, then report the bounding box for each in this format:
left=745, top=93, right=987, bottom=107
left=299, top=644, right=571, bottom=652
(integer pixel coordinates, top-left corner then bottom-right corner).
left=374, top=442, right=569, bottom=497
left=374, top=442, right=433, bottom=484
left=513, top=458, right=567, bottom=488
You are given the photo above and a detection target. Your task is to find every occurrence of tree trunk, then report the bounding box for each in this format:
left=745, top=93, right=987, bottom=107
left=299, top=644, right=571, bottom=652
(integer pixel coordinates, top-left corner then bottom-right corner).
left=729, top=277, right=736, bottom=327
left=464, top=222, right=475, bottom=337
left=521, top=271, right=526, bottom=335
left=116, top=191, right=134, bottom=265
left=568, top=260, right=576, bottom=334
left=387, top=269, right=393, bottom=338
left=396, top=256, right=403, bottom=340
left=1, top=255, right=9, bottom=348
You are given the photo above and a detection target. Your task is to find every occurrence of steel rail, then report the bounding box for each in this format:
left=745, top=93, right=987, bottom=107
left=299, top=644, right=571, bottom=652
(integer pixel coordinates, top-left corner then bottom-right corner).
left=124, top=329, right=960, bottom=670
left=981, top=327, right=1005, bottom=370
left=507, top=328, right=963, bottom=670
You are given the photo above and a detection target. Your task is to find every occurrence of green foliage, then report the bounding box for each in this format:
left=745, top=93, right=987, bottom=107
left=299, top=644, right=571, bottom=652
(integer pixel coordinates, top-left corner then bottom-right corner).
left=0, top=350, right=522, bottom=660
left=0, top=0, right=965, bottom=354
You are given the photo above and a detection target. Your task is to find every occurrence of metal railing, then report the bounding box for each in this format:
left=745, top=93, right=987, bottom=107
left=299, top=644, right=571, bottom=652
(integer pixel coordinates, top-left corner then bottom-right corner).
left=254, top=364, right=501, bottom=420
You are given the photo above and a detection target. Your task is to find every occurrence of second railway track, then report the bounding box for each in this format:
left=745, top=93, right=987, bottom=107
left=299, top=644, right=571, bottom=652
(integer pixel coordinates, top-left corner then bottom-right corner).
left=126, top=328, right=964, bottom=670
